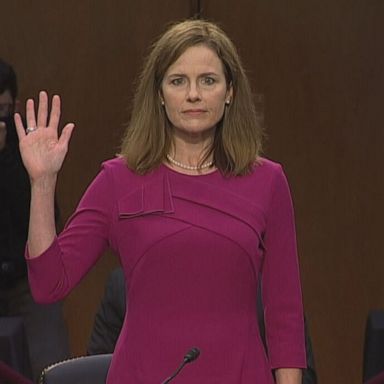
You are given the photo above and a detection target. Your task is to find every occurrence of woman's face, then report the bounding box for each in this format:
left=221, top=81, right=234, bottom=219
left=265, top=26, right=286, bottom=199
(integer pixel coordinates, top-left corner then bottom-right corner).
left=161, top=44, right=232, bottom=140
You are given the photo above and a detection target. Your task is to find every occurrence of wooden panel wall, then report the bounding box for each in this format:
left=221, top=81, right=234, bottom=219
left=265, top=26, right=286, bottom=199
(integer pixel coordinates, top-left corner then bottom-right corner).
left=1, top=1, right=383, bottom=383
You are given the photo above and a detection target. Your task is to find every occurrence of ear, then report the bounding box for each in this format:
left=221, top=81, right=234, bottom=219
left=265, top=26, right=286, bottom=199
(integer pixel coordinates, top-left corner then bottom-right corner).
left=225, top=83, right=233, bottom=105
left=226, top=82, right=233, bottom=103
left=158, top=90, right=165, bottom=106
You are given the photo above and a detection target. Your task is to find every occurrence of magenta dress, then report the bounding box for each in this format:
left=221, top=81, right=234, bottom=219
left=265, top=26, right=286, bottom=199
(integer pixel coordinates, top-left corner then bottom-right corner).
left=26, top=157, right=306, bottom=383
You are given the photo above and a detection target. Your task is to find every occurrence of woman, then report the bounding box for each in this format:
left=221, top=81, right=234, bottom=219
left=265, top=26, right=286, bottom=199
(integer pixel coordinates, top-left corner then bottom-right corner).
left=15, top=20, right=306, bottom=383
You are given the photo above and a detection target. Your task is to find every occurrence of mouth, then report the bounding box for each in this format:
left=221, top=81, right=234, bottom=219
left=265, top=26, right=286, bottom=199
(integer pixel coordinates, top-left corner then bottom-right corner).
left=182, top=109, right=207, bottom=116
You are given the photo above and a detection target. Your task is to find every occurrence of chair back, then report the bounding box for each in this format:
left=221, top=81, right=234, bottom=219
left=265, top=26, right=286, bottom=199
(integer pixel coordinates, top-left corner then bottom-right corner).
left=363, top=310, right=384, bottom=382
left=39, top=354, right=112, bottom=384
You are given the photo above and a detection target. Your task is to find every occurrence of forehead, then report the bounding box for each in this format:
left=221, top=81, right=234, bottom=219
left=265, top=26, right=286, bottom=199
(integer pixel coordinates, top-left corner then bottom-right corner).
left=165, top=44, right=225, bottom=75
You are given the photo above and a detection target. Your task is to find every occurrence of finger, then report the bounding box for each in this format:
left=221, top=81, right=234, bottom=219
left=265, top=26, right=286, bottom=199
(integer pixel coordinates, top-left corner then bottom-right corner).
left=58, top=123, right=75, bottom=149
left=48, top=95, right=61, bottom=130
left=14, top=113, right=27, bottom=140
left=37, top=91, right=49, bottom=128
left=26, top=98, right=37, bottom=128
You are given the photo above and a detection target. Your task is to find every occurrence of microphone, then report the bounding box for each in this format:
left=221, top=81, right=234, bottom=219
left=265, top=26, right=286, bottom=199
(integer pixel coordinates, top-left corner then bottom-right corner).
left=161, top=347, right=200, bottom=384
left=183, top=347, right=200, bottom=363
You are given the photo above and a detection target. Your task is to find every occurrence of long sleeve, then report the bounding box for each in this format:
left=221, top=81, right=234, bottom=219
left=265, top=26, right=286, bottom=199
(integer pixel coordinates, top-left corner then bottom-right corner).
left=261, top=165, right=307, bottom=369
left=26, top=163, right=115, bottom=303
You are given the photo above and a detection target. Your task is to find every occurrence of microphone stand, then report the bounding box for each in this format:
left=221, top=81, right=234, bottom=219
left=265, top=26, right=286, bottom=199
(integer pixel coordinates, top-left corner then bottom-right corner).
left=161, top=360, right=188, bottom=384
left=161, top=347, right=200, bottom=384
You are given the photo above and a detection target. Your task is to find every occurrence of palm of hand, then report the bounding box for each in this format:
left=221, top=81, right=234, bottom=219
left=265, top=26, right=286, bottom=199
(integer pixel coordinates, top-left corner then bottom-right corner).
left=19, top=128, right=66, bottom=179
left=14, top=91, right=74, bottom=181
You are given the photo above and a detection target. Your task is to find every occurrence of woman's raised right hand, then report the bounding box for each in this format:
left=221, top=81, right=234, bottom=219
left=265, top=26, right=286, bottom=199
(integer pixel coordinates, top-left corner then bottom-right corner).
left=14, top=91, right=75, bottom=182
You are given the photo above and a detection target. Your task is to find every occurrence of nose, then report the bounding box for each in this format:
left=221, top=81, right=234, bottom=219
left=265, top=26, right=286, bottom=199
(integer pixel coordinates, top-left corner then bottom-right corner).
left=186, top=81, right=201, bottom=102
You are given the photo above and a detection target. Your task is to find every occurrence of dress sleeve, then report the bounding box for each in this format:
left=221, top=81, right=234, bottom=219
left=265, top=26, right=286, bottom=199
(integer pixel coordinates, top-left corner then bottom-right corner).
left=261, top=164, right=307, bottom=369
left=26, top=163, right=115, bottom=303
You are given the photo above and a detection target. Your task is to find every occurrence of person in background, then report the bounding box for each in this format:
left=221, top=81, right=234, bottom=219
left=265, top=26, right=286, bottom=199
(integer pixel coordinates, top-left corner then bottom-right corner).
left=15, top=20, right=307, bottom=383
left=87, top=268, right=125, bottom=356
left=0, top=58, right=70, bottom=380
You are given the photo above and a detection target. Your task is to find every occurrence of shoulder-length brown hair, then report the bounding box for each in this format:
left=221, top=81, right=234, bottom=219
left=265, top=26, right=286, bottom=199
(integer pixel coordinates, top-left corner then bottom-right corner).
left=120, top=19, right=263, bottom=175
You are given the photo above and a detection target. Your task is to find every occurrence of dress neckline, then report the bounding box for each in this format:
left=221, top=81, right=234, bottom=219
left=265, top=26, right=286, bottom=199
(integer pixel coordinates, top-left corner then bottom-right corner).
left=161, top=162, right=220, bottom=178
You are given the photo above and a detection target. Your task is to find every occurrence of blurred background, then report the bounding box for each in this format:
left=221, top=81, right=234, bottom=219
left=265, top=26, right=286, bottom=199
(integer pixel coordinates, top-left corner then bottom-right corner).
left=1, top=1, right=383, bottom=383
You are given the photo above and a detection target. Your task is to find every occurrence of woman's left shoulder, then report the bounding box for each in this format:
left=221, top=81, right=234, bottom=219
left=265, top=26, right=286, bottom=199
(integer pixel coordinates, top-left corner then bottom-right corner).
left=251, top=156, right=284, bottom=177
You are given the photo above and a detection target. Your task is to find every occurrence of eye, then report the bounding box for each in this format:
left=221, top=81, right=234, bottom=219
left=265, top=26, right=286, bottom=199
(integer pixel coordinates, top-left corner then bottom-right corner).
left=170, top=77, right=185, bottom=86
left=201, top=77, right=216, bottom=86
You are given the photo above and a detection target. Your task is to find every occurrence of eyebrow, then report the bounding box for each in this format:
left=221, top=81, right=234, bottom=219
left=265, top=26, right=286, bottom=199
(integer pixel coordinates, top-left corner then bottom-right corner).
left=166, top=72, right=220, bottom=78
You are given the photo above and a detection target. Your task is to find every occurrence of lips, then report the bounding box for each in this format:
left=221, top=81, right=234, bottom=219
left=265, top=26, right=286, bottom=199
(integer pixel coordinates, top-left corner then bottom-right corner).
left=182, top=109, right=207, bottom=115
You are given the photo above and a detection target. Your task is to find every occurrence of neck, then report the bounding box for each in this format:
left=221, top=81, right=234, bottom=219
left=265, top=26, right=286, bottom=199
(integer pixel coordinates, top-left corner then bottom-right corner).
left=166, top=154, right=214, bottom=171
left=170, top=130, right=214, bottom=163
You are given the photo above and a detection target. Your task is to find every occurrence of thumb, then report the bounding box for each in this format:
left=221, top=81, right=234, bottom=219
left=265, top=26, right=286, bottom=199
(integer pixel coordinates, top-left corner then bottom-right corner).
left=58, top=123, right=75, bottom=149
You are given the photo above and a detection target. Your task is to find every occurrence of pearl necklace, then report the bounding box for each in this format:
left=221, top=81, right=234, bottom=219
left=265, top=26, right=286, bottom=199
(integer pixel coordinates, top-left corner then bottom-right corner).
left=166, top=154, right=214, bottom=171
